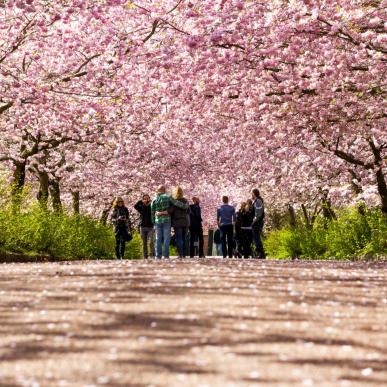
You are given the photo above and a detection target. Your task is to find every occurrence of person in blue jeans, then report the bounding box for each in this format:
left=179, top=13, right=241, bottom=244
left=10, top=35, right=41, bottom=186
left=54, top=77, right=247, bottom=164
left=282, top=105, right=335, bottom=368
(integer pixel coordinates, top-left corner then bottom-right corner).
left=216, top=196, right=236, bottom=258
left=168, top=186, right=190, bottom=258
left=151, top=185, right=189, bottom=259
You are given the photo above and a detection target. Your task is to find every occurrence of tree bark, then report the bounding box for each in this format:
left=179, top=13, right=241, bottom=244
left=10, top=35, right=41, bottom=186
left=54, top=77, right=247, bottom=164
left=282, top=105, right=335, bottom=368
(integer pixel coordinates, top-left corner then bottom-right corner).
left=49, top=180, right=62, bottom=212
left=376, top=167, right=387, bottom=214
left=100, top=201, right=114, bottom=225
left=72, top=190, right=80, bottom=215
left=321, top=194, right=336, bottom=221
left=37, top=170, right=49, bottom=210
left=301, top=204, right=311, bottom=228
left=287, top=203, right=297, bottom=227
left=11, top=161, right=26, bottom=209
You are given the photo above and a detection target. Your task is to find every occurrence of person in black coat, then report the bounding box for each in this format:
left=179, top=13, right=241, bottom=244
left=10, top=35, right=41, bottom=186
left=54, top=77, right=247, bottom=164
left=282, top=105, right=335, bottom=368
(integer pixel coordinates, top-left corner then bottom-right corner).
left=240, top=199, right=254, bottom=258
left=134, top=194, right=155, bottom=259
left=189, top=196, right=205, bottom=258
left=235, top=202, right=246, bottom=258
left=111, top=197, right=132, bottom=260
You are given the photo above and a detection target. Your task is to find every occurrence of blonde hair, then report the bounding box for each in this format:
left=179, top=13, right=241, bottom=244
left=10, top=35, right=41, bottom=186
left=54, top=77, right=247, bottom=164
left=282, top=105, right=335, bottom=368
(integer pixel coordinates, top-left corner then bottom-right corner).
left=172, top=186, right=184, bottom=200
left=113, top=197, right=124, bottom=208
left=240, top=201, right=247, bottom=211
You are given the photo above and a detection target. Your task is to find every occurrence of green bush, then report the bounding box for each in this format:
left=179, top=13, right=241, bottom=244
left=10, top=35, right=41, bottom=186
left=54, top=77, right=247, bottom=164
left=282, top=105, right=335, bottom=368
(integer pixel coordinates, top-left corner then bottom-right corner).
left=0, top=200, right=144, bottom=260
left=265, top=208, right=387, bottom=260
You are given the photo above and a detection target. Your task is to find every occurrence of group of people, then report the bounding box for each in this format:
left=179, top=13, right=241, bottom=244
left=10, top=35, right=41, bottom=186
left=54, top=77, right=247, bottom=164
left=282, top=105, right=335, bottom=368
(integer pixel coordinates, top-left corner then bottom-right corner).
left=214, top=189, right=266, bottom=259
left=111, top=185, right=204, bottom=260
left=110, top=186, right=265, bottom=260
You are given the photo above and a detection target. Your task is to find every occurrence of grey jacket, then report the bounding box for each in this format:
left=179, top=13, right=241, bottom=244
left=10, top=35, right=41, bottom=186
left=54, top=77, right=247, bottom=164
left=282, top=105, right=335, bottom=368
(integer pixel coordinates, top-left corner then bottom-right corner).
left=169, top=198, right=190, bottom=228
left=252, top=198, right=265, bottom=224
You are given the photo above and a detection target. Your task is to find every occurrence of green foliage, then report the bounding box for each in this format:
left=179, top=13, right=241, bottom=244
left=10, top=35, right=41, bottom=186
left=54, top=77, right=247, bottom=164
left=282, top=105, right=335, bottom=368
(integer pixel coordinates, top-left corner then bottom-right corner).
left=0, top=185, right=143, bottom=260
left=265, top=208, right=387, bottom=260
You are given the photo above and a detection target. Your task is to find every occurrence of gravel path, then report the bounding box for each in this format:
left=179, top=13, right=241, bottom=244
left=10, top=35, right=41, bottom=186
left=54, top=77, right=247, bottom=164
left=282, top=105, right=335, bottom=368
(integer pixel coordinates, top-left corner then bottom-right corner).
left=0, top=259, right=386, bottom=387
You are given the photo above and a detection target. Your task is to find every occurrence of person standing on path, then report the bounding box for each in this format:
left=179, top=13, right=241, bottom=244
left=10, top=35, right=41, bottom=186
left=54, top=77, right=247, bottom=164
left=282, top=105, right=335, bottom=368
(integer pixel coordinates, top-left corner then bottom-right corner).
left=234, top=202, right=247, bottom=258
left=189, top=197, right=205, bottom=258
left=251, top=188, right=266, bottom=259
left=151, top=185, right=189, bottom=259
left=217, top=196, right=236, bottom=258
left=111, top=197, right=132, bottom=260
left=240, top=200, right=254, bottom=258
left=168, top=186, right=190, bottom=258
left=134, top=194, right=155, bottom=259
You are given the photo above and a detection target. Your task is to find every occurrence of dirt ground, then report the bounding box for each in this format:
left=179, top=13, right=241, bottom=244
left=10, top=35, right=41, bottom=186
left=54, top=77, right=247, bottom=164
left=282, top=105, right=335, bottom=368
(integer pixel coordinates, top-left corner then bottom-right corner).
left=0, top=258, right=386, bottom=387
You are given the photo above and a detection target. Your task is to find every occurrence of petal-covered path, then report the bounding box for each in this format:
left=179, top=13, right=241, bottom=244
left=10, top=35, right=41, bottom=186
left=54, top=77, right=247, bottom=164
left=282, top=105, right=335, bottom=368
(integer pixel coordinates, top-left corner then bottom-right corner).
left=0, top=259, right=386, bottom=387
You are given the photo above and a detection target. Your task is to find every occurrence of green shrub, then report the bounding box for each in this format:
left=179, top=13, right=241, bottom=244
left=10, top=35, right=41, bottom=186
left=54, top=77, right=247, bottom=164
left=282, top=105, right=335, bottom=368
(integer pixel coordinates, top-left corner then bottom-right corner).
left=0, top=199, right=145, bottom=260
left=265, top=208, right=387, bottom=260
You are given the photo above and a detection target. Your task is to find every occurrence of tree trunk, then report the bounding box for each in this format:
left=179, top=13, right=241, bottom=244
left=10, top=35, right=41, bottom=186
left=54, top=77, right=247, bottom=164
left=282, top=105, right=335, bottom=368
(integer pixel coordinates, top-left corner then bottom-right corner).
left=11, top=161, right=26, bottom=209
left=100, top=202, right=113, bottom=225
left=72, top=190, right=80, bottom=215
left=375, top=167, right=387, bottom=214
left=37, top=171, right=49, bottom=210
left=287, top=203, right=297, bottom=227
left=321, top=197, right=336, bottom=221
left=301, top=204, right=311, bottom=229
left=49, top=180, right=62, bottom=212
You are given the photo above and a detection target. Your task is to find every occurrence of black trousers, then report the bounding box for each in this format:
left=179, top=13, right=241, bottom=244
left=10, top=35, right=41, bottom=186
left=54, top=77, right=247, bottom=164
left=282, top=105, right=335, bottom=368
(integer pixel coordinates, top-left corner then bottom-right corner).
left=190, top=227, right=204, bottom=257
left=115, top=230, right=126, bottom=259
left=240, top=229, right=252, bottom=258
left=252, top=222, right=265, bottom=258
left=220, top=224, right=234, bottom=258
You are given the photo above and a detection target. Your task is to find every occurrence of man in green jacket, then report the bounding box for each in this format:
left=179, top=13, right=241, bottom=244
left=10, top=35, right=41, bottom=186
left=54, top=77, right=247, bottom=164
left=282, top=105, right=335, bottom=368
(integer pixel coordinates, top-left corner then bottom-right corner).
left=151, top=185, right=188, bottom=259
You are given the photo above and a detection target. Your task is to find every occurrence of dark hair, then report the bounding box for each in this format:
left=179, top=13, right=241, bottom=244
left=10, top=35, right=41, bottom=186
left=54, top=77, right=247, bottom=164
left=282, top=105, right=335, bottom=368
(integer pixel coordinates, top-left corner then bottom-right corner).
left=142, top=194, right=150, bottom=199
left=222, top=196, right=229, bottom=204
left=252, top=188, right=263, bottom=202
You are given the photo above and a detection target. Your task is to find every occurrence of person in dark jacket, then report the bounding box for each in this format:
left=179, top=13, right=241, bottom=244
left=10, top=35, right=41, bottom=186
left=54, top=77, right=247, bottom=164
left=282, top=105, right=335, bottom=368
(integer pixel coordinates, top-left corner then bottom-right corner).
left=168, top=186, right=190, bottom=258
left=189, top=197, right=205, bottom=258
left=240, top=200, right=254, bottom=258
left=251, top=188, right=266, bottom=259
left=134, top=194, right=154, bottom=259
left=111, top=197, right=132, bottom=260
left=235, top=202, right=247, bottom=258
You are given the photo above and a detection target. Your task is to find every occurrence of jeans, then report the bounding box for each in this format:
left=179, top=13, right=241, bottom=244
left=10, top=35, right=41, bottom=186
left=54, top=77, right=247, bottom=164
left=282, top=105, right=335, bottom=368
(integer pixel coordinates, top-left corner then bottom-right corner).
left=215, top=244, right=222, bottom=256
left=155, top=221, right=171, bottom=258
left=190, top=227, right=204, bottom=257
left=174, top=227, right=188, bottom=257
left=220, top=224, right=234, bottom=258
left=252, top=221, right=265, bottom=258
left=140, top=226, right=155, bottom=258
left=115, top=230, right=126, bottom=259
